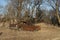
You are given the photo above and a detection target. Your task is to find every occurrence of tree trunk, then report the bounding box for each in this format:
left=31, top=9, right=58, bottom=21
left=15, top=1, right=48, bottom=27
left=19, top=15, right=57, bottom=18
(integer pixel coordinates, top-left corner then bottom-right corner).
left=56, top=0, right=60, bottom=23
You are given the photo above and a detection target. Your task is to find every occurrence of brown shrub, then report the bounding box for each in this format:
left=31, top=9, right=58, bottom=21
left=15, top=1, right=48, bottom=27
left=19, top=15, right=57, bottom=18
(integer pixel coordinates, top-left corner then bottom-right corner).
left=9, top=23, right=41, bottom=31
left=21, top=24, right=41, bottom=31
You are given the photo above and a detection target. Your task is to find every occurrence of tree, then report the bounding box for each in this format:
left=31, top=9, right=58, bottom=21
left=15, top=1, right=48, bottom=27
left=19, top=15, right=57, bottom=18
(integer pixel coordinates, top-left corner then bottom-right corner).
left=56, top=0, right=60, bottom=23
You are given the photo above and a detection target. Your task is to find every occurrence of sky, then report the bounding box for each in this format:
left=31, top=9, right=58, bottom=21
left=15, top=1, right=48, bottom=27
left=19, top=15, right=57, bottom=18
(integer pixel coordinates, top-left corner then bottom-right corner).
left=0, top=0, right=8, bottom=14
left=0, top=0, right=8, bottom=7
left=0, top=0, right=59, bottom=15
left=40, top=0, right=54, bottom=11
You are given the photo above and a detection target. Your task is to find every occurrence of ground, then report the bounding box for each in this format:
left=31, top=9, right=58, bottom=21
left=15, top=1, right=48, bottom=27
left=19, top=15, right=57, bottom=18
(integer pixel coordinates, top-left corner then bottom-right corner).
left=0, top=23, right=60, bottom=40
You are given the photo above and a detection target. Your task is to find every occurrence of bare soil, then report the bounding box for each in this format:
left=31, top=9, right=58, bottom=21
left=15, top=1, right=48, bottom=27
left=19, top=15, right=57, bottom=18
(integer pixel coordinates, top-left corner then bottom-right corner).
left=0, top=23, right=60, bottom=40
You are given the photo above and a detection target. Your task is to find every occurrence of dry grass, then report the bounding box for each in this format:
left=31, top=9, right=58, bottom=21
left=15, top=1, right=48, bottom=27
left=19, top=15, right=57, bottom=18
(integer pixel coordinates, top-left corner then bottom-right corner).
left=0, top=22, right=60, bottom=40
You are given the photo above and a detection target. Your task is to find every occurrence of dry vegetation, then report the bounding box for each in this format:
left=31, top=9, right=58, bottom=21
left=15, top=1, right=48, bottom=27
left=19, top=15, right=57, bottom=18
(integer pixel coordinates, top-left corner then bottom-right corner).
left=0, top=22, right=60, bottom=40
left=0, top=0, right=60, bottom=40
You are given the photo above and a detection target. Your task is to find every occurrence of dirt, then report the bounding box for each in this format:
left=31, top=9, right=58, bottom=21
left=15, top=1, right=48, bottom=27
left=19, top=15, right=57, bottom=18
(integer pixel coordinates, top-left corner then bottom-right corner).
left=0, top=23, right=60, bottom=40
